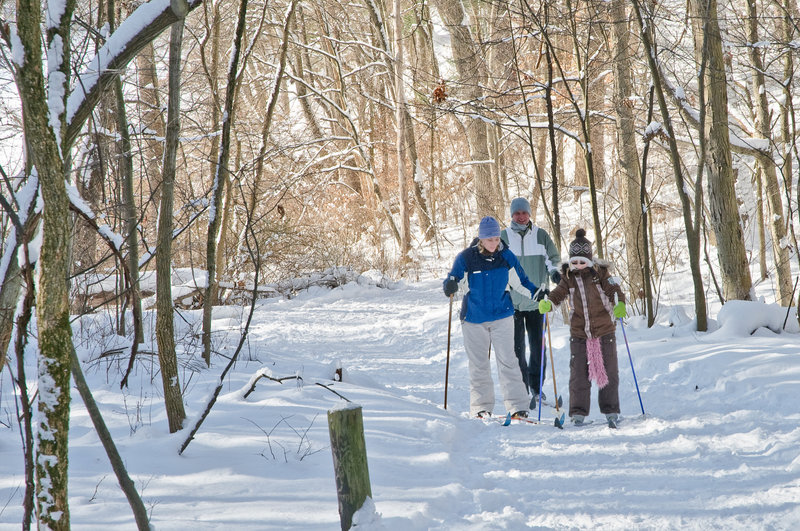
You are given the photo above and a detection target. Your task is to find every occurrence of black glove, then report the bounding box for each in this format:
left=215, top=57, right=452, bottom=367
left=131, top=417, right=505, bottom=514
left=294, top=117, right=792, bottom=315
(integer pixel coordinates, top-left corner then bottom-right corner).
left=550, top=270, right=561, bottom=285
left=444, top=278, right=459, bottom=297
left=534, top=288, right=549, bottom=301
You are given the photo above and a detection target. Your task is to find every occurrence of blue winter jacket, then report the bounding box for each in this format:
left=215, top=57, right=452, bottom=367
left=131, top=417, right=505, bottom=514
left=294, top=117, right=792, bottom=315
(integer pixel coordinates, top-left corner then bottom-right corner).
left=444, top=241, right=538, bottom=324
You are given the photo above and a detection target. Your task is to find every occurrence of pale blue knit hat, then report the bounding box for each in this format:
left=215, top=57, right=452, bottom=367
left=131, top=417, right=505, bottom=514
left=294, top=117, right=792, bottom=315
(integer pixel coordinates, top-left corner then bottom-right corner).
left=510, top=197, right=531, bottom=217
left=478, top=216, right=501, bottom=239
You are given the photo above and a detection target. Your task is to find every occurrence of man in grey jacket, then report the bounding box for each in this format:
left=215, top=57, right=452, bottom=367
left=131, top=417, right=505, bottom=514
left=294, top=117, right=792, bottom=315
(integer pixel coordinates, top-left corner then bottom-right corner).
left=500, top=197, right=561, bottom=408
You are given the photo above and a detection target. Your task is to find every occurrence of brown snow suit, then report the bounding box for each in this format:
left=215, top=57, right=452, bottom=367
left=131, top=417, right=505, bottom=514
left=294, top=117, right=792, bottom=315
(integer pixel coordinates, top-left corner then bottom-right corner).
left=549, top=262, right=626, bottom=417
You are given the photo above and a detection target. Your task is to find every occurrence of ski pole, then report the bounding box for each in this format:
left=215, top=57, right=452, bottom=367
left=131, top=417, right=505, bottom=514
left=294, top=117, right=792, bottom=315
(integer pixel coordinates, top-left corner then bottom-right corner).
left=546, top=313, right=561, bottom=411
left=618, top=318, right=645, bottom=415
left=537, top=313, right=547, bottom=421
left=782, top=276, right=799, bottom=330
left=444, top=293, right=453, bottom=410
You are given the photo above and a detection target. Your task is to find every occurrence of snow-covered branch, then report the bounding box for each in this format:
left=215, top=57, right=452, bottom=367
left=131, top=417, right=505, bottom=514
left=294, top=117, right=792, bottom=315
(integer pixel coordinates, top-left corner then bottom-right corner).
left=65, top=0, right=202, bottom=149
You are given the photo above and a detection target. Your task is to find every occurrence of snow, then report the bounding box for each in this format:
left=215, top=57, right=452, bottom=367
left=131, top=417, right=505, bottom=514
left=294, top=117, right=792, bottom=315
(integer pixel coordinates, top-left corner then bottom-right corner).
left=2, top=268, right=800, bottom=529
left=9, top=24, right=25, bottom=67
left=66, top=0, right=172, bottom=125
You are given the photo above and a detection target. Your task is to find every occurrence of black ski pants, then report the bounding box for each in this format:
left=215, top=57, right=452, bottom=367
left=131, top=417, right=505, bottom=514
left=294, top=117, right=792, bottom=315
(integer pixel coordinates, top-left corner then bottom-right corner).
left=513, top=309, right=546, bottom=395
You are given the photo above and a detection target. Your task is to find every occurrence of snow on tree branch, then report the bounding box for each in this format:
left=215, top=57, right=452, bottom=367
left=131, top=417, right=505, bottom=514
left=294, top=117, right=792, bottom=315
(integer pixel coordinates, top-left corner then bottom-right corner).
left=65, top=0, right=202, bottom=149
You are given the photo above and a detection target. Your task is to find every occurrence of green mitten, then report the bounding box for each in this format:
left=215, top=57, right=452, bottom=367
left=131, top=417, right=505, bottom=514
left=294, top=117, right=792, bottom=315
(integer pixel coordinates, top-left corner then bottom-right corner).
left=538, top=299, right=552, bottom=314
left=613, top=301, right=627, bottom=318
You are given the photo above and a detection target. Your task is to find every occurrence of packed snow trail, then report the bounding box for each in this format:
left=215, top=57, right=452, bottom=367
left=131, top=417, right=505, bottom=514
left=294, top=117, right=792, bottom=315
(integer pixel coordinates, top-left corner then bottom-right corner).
left=182, top=281, right=800, bottom=529
left=1, top=280, right=799, bottom=529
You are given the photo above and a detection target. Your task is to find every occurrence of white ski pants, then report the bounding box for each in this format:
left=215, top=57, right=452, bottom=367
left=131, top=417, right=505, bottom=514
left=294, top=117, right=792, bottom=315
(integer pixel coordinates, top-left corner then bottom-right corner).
left=462, top=316, right=530, bottom=416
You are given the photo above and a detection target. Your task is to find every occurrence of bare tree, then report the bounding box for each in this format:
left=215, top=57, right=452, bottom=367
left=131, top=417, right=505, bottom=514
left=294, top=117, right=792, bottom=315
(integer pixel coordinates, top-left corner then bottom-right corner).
left=430, top=0, right=502, bottom=219
left=8, top=0, right=201, bottom=518
left=608, top=0, right=645, bottom=309
left=394, top=0, right=411, bottom=258
left=13, top=0, right=79, bottom=522
left=526, top=0, right=607, bottom=257
left=743, top=0, right=793, bottom=305
left=202, top=0, right=252, bottom=366
left=107, top=0, right=145, bottom=344
left=156, top=19, right=189, bottom=434
left=632, top=0, right=708, bottom=330
left=688, top=0, right=753, bottom=301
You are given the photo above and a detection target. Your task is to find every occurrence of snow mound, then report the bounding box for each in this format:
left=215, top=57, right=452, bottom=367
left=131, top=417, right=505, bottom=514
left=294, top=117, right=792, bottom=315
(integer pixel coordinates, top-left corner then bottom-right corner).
left=710, top=300, right=799, bottom=337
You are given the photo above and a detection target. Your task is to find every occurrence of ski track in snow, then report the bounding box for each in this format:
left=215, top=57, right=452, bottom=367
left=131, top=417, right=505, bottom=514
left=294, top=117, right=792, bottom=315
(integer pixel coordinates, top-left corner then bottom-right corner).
left=1, top=279, right=799, bottom=529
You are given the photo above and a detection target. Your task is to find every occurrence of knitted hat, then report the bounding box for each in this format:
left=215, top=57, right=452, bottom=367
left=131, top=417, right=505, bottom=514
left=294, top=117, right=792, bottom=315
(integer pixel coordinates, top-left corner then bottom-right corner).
left=478, top=216, right=501, bottom=239
left=569, top=228, right=593, bottom=261
left=509, top=197, right=531, bottom=217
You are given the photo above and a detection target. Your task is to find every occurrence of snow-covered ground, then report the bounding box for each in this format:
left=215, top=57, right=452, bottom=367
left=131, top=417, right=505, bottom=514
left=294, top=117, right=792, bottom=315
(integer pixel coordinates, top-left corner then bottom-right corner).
left=1, top=269, right=799, bottom=529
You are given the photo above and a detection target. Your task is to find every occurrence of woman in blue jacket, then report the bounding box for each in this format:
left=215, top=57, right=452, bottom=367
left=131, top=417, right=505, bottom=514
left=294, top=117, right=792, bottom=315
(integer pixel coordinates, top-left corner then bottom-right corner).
left=443, top=216, right=539, bottom=419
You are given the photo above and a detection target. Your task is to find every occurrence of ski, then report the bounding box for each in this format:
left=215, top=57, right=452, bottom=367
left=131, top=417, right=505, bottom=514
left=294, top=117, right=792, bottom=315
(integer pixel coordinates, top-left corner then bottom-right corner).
left=501, top=412, right=564, bottom=428
left=531, top=395, right=563, bottom=410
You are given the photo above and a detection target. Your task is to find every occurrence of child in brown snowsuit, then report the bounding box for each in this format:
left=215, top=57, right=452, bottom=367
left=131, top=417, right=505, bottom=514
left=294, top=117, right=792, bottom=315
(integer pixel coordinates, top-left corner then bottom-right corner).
left=538, top=229, right=627, bottom=426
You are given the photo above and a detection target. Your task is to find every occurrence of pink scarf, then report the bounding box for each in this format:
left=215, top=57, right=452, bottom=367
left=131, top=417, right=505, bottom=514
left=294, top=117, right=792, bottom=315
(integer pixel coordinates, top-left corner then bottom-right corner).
left=587, top=337, right=608, bottom=388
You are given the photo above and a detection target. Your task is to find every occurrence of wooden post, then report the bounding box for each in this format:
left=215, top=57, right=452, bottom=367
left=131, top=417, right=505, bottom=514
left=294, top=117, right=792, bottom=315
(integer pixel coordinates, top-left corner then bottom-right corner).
left=328, top=404, right=372, bottom=530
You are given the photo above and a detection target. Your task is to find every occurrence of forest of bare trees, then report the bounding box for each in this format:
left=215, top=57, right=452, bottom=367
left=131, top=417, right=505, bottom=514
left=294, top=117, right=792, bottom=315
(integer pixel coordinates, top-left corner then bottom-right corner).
left=1, top=0, right=798, bottom=527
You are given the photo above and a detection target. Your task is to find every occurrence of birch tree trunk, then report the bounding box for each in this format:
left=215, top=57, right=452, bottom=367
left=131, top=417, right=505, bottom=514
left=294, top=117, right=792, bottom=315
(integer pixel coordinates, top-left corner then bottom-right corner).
left=156, top=20, right=188, bottom=433
left=689, top=0, right=753, bottom=301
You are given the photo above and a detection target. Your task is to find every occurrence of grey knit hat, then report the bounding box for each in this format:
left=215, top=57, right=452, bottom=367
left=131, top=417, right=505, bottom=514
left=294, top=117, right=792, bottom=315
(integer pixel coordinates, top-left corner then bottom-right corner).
left=568, top=228, right=593, bottom=261
left=509, top=197, right=531, bottom=217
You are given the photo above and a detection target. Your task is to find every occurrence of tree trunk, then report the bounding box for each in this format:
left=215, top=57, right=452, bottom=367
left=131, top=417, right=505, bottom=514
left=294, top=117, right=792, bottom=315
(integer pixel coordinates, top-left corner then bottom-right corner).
left=32, top=75, right=74, bottom=531
left=689, top=0, right=753, bottom=301
left=134, top=41, right=166, bottom=217
left=394, top=0, right=411, bottom=259
left=109, top=0, right=144, bottom=343
left=779, top=0, right=800, bottom=323
left=12, top=261, right=36, bottom=530
left=203, top=0, right=250, bottom=366
left=609, top=0, right=645, bottom=306
left=754, top=166, right=768, bottom=280
left=291, top=7, right=324, bottom=140
left=633, top=0, right=708, bottom=330
left=156, top=21, right=188, bottom=434
left=0, top=184, right=38, bottom=373
left=430, top=0, right=501, bottom=219
left=487, top=1, right=513, bottom=210
left=70, top=349, right=150, bottom=529
left=745, top=0, right=793, bottom=305
left=15, top=0, right=75, bottom=523
left=365, top=0, right=434, bottom=243
left=639, top=85, right=656, bottom=326
left=545, top=33, right=562, bottom=248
